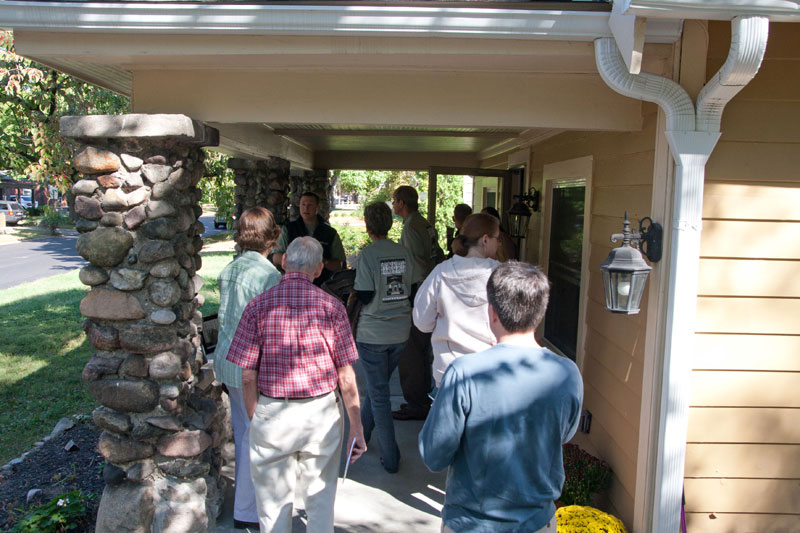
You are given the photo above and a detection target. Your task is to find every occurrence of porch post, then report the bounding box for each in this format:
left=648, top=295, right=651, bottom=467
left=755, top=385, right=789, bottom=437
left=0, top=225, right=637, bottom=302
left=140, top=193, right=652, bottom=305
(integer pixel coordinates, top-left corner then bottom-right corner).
left=60, top=114, right=227, bottom=532
left=229, top=157, right=291, bottom=226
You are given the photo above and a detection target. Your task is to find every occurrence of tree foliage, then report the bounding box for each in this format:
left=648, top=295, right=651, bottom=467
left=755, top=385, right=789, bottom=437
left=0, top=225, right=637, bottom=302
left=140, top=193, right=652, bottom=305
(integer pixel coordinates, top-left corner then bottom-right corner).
left=200, top=150, right=235, bottom=225
left=0, top=32, right=129, bottom=191
left=335, top=169, right=463, bottom=249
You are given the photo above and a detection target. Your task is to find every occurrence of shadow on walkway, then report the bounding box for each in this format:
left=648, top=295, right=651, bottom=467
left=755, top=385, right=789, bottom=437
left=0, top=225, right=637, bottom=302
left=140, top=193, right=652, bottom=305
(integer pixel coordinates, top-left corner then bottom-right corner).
left=216, top=371, right=447, bottom=532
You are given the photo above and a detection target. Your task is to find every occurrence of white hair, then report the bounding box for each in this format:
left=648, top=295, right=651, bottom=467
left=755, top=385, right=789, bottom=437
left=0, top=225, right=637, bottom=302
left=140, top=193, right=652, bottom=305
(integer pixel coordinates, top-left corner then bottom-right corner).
left=285, top=236, right=323, bottom=275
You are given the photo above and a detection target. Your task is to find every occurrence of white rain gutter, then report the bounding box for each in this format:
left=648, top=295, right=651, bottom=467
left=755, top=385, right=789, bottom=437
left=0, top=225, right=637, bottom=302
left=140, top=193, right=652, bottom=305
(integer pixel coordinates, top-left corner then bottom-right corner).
left=0, top=1, right=684, bottom=41
left=595, top=15, right=768, bottom=533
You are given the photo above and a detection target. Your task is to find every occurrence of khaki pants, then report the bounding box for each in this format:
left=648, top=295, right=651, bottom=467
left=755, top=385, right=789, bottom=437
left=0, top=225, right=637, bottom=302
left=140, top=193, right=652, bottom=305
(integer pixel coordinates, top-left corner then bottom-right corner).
left=249, top=393, right=343, bottom=533
left=442, top=515, right=557, bottom=533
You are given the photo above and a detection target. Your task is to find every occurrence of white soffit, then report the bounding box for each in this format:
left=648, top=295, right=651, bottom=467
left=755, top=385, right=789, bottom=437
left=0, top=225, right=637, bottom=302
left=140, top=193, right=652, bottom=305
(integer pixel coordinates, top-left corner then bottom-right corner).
left=616, top=0, right=800, bottom=21
left=0, top=2, right=683, bottom=42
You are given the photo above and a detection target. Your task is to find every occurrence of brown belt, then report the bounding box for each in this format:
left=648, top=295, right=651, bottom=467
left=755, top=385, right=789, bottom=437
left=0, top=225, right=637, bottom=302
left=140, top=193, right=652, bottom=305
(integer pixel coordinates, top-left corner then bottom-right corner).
left=261, top=391, right=332, bottom=401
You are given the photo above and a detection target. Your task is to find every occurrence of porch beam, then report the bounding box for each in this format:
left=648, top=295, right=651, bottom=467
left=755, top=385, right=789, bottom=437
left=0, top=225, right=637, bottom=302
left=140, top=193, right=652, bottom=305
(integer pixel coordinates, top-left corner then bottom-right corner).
left=132, top=70, right=644, bottom=133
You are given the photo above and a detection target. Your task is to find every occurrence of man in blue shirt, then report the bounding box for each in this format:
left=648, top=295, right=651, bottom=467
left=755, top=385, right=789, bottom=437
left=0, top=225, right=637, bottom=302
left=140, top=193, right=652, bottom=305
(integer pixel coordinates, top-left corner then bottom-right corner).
left=419, top=261, right=583, bottom=533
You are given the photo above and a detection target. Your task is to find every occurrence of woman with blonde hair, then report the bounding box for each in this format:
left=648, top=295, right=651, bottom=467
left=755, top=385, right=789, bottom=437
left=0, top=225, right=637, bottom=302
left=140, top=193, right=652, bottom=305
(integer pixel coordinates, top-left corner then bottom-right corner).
left=413, top=213, right=502, bottom=387
left=214, top=207, right=282, bottom=530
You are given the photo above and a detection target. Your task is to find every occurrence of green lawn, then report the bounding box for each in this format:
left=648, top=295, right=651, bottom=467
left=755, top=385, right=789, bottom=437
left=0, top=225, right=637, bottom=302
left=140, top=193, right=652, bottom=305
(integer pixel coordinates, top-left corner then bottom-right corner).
left=0, top=249, right=233, bottom=465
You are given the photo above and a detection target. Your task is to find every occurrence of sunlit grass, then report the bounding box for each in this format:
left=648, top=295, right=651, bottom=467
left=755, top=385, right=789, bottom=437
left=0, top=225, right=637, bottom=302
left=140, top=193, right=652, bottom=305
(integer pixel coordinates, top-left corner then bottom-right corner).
left=0, top=253, right=233, bottom=464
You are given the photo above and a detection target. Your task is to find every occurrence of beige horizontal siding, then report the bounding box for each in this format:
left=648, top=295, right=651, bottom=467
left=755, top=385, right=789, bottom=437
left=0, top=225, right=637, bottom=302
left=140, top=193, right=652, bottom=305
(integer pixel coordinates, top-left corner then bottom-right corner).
left=698, top=259, right=800, bottom=297
left=703, top=182, right=800, bottom=221
left=700, top=220, right=800, bottom=259
left=696, top=297, right=800, bottom=335
left=687, top=407, right=800, bottom=443
left=707, top=141, right=800, bottom=183
left=686, top=443, right=800, bottom=478
left=684, top=478, right=800, bottom=514
left=690, top=371, right=800, bottom=408
left=693, top=334, right=800, bottom=371
left=685, top=512, right=800, bottom=533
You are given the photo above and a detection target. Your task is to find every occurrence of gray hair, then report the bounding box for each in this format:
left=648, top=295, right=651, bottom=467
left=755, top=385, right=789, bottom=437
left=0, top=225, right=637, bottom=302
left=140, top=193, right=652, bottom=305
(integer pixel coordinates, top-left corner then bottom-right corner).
left=284, top=236, right=323, bottom=274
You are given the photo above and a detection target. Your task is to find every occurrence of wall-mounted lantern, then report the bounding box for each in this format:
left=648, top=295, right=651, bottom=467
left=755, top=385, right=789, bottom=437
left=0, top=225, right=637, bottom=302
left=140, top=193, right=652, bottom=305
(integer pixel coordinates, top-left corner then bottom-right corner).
left=600, top=212, right=662, bottom=314
left=507, top=187, right=540, bottom=240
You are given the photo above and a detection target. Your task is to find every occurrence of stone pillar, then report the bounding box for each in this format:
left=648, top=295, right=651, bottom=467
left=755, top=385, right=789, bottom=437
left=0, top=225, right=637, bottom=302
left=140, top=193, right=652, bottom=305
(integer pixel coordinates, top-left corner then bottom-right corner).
left=229, top=157, right=290, bottom=226
left=289, top=169, right=332, bottom=221
left=60, top=114, right=226, bottom=532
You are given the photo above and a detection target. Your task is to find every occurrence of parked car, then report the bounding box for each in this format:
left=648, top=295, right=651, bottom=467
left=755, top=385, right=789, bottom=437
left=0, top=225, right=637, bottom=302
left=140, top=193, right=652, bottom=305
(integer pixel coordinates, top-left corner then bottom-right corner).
left=0, top=201, right=27, bottom=225
left=8, top=195, right=32, bottom=209
left=214, top=211, right=235, bottom=230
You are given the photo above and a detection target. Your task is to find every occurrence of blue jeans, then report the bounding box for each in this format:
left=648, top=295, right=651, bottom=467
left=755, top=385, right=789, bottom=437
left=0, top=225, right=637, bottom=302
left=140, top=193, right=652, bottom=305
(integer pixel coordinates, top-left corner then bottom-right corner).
left=356, top=341, right=405, bottom=472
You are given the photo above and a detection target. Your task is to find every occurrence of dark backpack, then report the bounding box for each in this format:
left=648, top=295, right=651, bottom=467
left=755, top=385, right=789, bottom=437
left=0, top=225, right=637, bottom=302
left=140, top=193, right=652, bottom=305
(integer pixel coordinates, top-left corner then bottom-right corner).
left=320, top=269, right=362, bottom=337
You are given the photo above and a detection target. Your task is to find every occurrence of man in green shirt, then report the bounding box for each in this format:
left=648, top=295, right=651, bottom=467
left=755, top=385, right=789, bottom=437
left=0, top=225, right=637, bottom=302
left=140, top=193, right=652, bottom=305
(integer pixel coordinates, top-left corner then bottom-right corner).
left=214, top=207, right=282, bottom=530
left=391, top=186, right=444, bottom=420
left=271, top=191, right=346, bottom=286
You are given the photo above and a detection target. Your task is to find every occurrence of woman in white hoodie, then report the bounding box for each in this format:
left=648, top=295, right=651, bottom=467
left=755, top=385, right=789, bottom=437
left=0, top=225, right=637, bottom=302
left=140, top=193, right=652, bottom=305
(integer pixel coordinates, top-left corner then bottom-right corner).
left=413, top=213, right=502, bottom=387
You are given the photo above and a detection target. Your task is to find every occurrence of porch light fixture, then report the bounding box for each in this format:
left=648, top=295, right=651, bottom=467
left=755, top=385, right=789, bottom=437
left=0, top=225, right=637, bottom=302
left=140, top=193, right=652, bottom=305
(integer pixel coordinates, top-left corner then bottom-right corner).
left=507, top=187, right=540, bottom=240
left=600, top=212, right=662, bottom=314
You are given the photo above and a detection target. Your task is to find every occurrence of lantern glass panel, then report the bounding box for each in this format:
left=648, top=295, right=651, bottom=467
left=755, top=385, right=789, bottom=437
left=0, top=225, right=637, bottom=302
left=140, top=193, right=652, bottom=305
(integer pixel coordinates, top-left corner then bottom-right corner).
left=602, top=269, right=649, bottom=314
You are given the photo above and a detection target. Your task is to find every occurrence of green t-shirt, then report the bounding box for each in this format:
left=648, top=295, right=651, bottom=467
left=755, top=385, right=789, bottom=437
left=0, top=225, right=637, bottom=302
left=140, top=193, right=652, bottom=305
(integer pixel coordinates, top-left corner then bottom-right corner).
left=354, top=239, right=415, bottom=345
left=273, top=223, right=347, bottom=262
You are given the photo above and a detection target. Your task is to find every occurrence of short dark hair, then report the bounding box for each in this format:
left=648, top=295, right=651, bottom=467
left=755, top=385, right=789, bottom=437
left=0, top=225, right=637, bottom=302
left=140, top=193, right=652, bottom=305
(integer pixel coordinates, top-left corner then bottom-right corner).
left=393, top=186, right=419, bottom=210
left=453, top=203, right=473, bottom=223
left=487, top=261, right=550, bottom=333
left=364, top=201, right=393, bottom=237
left=481, top=206, right=500, bottom=220
left=235, top=207, right=281, bottom=253
left=300, top=191, right=319, bottom=204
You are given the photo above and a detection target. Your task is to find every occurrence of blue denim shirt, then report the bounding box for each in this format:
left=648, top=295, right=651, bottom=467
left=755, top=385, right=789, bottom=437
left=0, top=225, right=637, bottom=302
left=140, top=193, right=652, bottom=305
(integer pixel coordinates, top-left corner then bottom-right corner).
left=213, top=251, right=281, bottom=388
left=419, top=344, right=583, bottom=532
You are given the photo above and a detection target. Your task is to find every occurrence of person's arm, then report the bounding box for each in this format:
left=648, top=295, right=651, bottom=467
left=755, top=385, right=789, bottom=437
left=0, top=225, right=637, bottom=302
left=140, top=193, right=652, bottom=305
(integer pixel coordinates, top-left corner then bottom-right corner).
left=242, top=369, right=259, bottom=420
left=323, top=231, right=346, bottom=272
left=356, top=290, right=375, bottom=305
left=337, top=364, right=367, bottom=463
left=271, top=227, right=289, bottom=268
left=418, top=365, right=468, bottom=471
left=353, top=250, right=376, bottom=305
left=412, top=268, right=439, bottom=332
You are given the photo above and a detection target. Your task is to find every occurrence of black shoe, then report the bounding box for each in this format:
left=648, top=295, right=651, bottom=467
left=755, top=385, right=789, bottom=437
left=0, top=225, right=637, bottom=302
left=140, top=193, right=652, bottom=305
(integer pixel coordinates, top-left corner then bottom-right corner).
left=380, top=457, right=399, bottom=474
left=391, top=405, right=429, bottom=420
left=233, top=519, right=260, bottom=530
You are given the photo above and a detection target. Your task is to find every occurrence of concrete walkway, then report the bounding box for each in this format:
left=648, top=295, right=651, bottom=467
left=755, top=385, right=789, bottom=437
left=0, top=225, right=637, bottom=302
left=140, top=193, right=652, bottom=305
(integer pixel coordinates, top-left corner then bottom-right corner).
left=215, top=372, right=447, bottom=532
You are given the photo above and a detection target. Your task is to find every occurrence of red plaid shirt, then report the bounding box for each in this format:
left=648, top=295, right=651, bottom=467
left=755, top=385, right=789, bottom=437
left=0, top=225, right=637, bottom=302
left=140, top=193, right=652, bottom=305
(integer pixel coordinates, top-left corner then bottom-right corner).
left=226, top=272, right=358, bottom=398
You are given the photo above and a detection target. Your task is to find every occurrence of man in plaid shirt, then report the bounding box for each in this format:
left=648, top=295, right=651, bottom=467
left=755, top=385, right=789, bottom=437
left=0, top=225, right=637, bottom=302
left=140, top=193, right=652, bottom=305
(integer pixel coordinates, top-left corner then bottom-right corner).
left=227, top=236, right=367, bottom=533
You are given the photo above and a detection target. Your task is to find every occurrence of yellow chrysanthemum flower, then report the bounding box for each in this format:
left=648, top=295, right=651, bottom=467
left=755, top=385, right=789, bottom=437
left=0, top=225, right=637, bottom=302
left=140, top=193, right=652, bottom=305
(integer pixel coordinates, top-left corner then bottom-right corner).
left=556, top=505, right=627, bottom=533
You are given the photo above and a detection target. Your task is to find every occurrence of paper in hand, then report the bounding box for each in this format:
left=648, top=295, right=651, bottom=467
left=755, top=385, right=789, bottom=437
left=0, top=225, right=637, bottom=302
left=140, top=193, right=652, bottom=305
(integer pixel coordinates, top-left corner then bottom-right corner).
left=341, top=438, right=357, bottom=483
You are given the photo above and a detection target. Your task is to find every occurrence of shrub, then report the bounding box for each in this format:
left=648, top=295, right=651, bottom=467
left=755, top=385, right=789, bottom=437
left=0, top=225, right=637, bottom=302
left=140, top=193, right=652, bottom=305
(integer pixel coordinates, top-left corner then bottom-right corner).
left=10, top=490, right=94, bottom=533
left=556, top=505, right=627, bottom=533
left=560, top=444, right=613, bottom=507
left=38, top=205, right=72, bottom=235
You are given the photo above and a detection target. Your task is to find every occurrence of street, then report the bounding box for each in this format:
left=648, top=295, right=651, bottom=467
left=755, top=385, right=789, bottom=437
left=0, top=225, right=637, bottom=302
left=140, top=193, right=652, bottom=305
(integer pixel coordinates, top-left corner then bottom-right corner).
left=0, top=215, right=230, bottom=290
left=0, top=233, right=84, bottom=290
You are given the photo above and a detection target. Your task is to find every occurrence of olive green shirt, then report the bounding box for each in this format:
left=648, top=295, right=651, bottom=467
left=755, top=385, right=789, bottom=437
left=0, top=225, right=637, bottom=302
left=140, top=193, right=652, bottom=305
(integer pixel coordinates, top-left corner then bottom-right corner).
left=400, top=210, right=442, bottom=283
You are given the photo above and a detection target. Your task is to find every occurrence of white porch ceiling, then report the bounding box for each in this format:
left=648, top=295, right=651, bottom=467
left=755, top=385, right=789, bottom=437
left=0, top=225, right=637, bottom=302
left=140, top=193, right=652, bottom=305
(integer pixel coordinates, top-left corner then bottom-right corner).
left=1, top=2, right=684, bottom=169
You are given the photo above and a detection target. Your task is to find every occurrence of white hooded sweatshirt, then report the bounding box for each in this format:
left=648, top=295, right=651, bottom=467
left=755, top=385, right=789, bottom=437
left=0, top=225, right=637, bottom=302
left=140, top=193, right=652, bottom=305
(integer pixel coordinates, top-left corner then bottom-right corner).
left=413, top=254, right=501, bottom=386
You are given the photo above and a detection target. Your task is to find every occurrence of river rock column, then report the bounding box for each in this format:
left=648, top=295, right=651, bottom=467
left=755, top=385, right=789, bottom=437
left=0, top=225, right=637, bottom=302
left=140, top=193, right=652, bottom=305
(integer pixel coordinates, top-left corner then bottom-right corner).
left=229, top=157, right=290, bottom=226
left=60, top=114, right=225, bottom=533
left=289, top=169, right=332, bottom=221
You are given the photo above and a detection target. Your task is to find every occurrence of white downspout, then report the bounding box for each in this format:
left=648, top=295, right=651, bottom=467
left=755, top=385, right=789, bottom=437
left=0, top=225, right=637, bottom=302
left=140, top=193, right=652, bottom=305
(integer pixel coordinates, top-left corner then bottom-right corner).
left=594, top=15, right=768, bottom=533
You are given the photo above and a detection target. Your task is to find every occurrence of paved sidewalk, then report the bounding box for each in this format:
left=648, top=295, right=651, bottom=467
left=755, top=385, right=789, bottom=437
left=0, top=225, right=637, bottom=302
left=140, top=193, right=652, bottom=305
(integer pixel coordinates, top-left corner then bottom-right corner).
left=215, top=372, right=447, bottom=532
